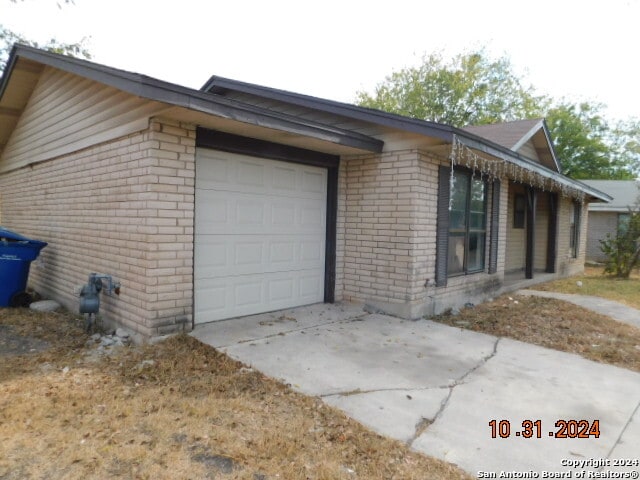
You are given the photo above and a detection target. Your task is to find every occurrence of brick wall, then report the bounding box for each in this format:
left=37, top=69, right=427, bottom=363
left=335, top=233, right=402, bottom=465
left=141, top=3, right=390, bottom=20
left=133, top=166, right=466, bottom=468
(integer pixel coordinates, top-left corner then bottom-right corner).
left=0, top=117, right=195, bottom=339
left=554, top=198, right=586, bottom=276
left=338, top=150, right=425, bottom=317
left=338, top=150, right=505, bottom=318
left=334, top=159, right=347, bottom=301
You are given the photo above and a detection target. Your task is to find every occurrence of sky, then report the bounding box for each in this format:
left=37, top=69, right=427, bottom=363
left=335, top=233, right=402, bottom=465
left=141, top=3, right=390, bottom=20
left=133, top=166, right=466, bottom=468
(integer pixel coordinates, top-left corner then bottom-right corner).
left=2, top=0, right=639, bottom=121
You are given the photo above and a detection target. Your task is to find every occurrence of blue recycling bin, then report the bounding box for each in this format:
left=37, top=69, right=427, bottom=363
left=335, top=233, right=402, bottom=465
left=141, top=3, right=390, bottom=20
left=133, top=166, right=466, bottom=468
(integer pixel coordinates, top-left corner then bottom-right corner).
left=0, top=227, right=48, bottom=307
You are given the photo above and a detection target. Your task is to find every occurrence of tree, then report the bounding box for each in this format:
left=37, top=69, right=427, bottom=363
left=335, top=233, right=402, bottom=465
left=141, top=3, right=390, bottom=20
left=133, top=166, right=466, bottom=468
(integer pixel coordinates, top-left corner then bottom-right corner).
left=546, top=102, right=636, bottom=179
left=599, top=189, right=640, bottom=278
left=357, top=50, right=545, bottom=127
left=1, top=1, right=90, bottom=73
left=356, top=50, right=639, bottom=180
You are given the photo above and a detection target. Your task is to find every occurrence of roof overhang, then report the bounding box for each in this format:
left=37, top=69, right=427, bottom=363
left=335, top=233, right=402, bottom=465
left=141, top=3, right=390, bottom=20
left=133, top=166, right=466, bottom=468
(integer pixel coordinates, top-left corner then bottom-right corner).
left=202, top=76, right=610, bottom=203
left=0, top=45, right=384, bottom=158
left=429, top=131, right=612, bottom=203
left=588, top=206, right=632, bottom=212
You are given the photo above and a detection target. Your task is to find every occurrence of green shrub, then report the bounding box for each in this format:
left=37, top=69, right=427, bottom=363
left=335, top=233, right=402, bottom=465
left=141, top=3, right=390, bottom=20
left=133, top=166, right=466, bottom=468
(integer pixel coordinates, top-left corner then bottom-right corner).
left=600, top=210, right=640, bottom=278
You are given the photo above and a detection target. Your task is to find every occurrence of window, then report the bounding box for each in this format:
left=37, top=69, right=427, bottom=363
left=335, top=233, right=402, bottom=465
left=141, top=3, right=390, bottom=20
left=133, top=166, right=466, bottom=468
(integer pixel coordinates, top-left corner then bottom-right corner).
left=513, top=193, right=526, bottom=229
left=447, top=169, right=487, bottom=276
left=569, top=201, right=580, bottom=258
left=618, top=213, right=631, bottom=235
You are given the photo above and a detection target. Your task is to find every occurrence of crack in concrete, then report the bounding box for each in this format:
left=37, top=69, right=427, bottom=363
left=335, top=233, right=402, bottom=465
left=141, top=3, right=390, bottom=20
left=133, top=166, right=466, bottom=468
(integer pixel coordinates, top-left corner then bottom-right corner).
left=408, top=337, right=501, bottom=446
left=455, top=337, right=501, bottom=385
left=606, top=398, right=640, bottom=459
left=320, top=384, right=452, bottom=399
left=408, top=387, right=453, bottom=447
left=217, top=313, right=370, bottom=348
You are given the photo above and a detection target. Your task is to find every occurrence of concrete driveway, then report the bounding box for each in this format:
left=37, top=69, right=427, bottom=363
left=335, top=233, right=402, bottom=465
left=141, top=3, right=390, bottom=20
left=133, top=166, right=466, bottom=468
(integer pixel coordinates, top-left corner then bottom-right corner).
left=192, top=303, right=640, bottom=477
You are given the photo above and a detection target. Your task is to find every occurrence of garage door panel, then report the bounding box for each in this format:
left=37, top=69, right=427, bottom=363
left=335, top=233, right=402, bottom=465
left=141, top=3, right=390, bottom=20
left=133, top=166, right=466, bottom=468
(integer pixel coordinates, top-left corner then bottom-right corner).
left=195, top=270, right=324, bottom=321
left=198, top=155, right=230, bottom=184
left=299, top=274, right=324, bottom=300
left=269, top=278, right=295, bottom=302
left=236, top=199, right=265, bottom=225
left=302, top=170, right=326, bottom=193
left=301, top=205, right=325, bottom=228
left=195, top=149, right=327, bottom=323
left=300, top=240, right=323, bottom=261
left=270, top=241, right=296, bottom=263
left=235, top=241, right=264, bottom=266
left=272, top=165, right=297, bottom=190
left=197, top=191, right=325, bottom=235
left=197, top=149, right=326, bottom=200
left=271, top=203, right=296, bottom=226
left=236, top=159, right=266, bottom=187
left=195, top=234, right=324, bottom=278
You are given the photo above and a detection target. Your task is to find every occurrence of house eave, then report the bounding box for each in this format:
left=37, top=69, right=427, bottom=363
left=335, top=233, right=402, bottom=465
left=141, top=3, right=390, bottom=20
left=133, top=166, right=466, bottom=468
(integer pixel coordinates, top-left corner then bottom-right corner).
left=453, top=131, right=612, bottom=202
left=203, top=76, right=606, bottom=200
left=0, top=45, right=384, bottom=156
left=202, top=75, right=457, bottom=142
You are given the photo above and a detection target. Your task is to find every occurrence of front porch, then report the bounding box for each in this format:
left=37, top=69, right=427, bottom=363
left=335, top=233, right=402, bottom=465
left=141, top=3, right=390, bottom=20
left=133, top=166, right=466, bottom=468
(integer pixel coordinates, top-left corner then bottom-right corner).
left=501, top=270, right=558, bottom=292
left=504, top=181, right=559, bottom=280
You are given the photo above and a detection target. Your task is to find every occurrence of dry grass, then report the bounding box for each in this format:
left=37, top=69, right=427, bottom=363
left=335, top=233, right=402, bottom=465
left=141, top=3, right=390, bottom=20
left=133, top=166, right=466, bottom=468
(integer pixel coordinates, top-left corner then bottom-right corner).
left=0, top=308, right=472, bottom=480
left=531, top=266, right=640, bottom=309
left=434, top=295, right=640, bottom=373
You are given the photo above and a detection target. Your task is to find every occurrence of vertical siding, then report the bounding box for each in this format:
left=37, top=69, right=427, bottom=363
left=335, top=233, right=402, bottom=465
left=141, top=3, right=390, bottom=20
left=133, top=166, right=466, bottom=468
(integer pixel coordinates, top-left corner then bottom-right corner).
left=516, top=140, right=540, bottom=163
left=0, top=66, right=168, bottom=173
left=586, top=211, right=618, bottom=262
left=505, top=183, right=526, bottom=271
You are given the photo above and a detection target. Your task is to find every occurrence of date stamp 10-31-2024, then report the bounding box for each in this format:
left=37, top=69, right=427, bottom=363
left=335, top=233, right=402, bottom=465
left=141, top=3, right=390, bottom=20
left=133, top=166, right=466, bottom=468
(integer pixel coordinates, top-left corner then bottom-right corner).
left=480, top=420, right=639, bottom=479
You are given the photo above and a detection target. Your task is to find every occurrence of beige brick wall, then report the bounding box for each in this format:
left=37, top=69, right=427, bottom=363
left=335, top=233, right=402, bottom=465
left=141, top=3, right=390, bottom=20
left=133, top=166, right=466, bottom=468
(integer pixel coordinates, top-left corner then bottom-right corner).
left=556, top=198, right=588, bottom=276
left=0, top=117, right=591, bottom=330
left=0, top=117, right=195, bottom=339
left=338, top=150, right=425, bottom=317
left=337, top=150, right=505, bottom=318
left=336, top=149, right=590, bottom=318
left=334, top=159, right=347, bottom=301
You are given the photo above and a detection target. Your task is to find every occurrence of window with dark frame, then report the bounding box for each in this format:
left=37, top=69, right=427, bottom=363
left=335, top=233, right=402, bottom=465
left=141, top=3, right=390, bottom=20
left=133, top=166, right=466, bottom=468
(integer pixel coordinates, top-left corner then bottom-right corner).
left=513, top=193, right=526, bottom=229
left=447, top=169, right=487, bottom=276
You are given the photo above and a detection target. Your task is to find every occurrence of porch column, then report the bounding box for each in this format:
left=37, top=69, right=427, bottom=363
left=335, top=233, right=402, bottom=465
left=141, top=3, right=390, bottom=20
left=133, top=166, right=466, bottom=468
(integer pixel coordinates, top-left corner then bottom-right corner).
left=546, top=192, right=558, bottom=273
left=525, top=187, right=537, bottom=279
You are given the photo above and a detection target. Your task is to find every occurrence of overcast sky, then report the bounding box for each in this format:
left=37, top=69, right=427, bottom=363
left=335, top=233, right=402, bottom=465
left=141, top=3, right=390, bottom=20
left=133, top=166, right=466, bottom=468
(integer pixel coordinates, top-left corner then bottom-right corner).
left=3, top=0, right=639, bottom=120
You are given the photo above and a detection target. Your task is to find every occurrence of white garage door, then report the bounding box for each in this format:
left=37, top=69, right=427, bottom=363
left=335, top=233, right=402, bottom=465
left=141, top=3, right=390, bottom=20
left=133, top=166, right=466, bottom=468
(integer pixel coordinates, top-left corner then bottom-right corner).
left=194, top=148, right=327, bottom=323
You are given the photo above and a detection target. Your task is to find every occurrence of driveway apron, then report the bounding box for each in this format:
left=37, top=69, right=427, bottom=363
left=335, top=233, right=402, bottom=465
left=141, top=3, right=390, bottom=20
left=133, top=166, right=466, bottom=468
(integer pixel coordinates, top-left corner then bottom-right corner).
left=192, top=303, right=640, bottom=477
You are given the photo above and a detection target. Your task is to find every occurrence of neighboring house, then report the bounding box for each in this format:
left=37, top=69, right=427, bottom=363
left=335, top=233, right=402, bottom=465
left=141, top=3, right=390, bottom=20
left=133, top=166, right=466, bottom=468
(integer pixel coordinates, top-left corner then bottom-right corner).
left=0, top=45, right=610, bottom=340
left=581, top=180, right=639, bottom=262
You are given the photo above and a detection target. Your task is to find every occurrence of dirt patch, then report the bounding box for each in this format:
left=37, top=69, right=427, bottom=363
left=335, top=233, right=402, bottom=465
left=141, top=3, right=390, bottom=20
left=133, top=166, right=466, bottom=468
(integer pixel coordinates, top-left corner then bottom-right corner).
left=433, top=294, right=640, bottom=373
left=0, top=308, right=472, bottom=480
left=0, top=324, right=50, bottom=356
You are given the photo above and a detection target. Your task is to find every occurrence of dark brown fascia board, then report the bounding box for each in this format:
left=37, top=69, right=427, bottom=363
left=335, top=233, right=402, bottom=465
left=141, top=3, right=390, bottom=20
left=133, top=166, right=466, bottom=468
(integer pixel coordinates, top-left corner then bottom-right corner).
left=203, top=76, right=609, bottom=202
left=202, top=75, right=458, bottom=142
left=540, top=119, right=562, bottom=173
left=0, top=44, right=383, bottom=154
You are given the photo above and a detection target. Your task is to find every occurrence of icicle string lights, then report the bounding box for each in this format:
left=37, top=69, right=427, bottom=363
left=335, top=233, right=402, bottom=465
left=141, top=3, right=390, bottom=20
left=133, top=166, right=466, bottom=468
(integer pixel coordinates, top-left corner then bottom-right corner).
left=448, top=135, right=585, bottom=204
